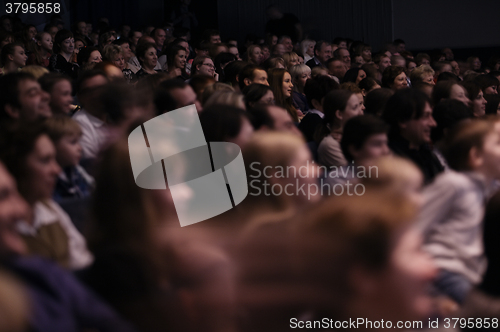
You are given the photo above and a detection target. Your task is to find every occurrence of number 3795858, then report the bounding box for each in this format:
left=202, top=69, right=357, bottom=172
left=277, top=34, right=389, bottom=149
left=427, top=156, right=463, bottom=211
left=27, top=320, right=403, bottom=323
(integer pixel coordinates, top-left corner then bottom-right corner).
left=6, top=3, right=61, bottom=14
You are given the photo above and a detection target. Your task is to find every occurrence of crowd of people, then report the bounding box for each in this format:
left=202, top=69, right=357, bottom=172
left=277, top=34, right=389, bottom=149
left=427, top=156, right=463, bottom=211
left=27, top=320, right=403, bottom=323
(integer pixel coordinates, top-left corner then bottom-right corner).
left=1, top=8, right=500, bottom=331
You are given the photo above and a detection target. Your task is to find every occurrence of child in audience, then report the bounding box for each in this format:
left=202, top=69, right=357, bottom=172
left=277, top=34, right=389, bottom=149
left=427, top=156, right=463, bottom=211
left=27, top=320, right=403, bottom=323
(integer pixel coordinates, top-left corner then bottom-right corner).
left=45, top=115, right=94, bottom=202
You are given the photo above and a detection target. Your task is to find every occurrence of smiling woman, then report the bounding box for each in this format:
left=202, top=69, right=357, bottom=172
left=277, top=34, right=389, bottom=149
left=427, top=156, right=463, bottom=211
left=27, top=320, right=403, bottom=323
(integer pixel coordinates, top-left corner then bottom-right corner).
left=48, top=29, right=79, bottom=80
left=268, top=68, right=299, bottom=122
left=0, top=42, right=27, bottom=75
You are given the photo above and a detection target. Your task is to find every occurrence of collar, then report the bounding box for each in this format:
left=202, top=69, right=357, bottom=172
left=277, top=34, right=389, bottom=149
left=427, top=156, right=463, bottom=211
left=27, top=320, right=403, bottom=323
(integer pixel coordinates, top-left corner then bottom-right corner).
left=16, top=200, right=59, bottom=236
left=308, top=109, right=324, bottom=118
left=80, top=109, right=105, bottom=128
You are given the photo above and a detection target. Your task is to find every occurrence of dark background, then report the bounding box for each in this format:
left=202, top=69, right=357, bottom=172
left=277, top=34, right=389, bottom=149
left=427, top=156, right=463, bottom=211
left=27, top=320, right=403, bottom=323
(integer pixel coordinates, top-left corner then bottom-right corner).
left=1, top=0, right=500, bottom=60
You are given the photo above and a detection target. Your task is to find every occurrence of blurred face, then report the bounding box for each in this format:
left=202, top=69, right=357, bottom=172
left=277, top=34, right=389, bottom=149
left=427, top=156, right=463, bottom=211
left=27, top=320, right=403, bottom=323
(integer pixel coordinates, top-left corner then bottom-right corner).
left=282, top=72, right=293, bottom=98
left=450, top=61, right=460, bottom=76
left=131, top=31, right=142, bottom=46
left=351, top=133, right=390, bottom=162
left=401, top=102, right=436, bottom=146
left=306, top=43, right=315, bottom=57
left=449, top=84, right=470, bottom=106
left=258, top=90, right=275, bottom=105
left=362, top=48, right=372, bottom=60
left=56, top=134, right=83, bottom=168
left=170, top=86, right=202, bottom=111
left=50, top=80, right=73, bottom=114
left=113, top=53, right=126, bottom=70
left=288, top=56, right=299, bottom=67
left=142, top=47, right=158, bottom=69
left=353, top=55, right=365, bottom=68
left=250, top=47, right=263, bottom=64
left=48, top=27, right=58, bottom=42
left=174, top=50, right=187, bottom=69
left=297, top=70, right=311, bottom=90
left=282, top=38, right=293, bottom=52
left=179, top=41, right=190, bottom=58
left=356, top=69, right=366, bottom=84
left=60, top=37, right=75, bottom=55
left=286, top=145, right=320, bottom=203
left=86, top=23, right=92, bottom=34
left=11, top=46, right=27, bottom=67
left=267, top=105, right=302, bottom=136
left=392, top=72, right=408, bottom=90
left=471, top=90, right=487, bottom=117
left=316, top=43, right=332, bottom=64
left=24, top=135, right=61, bottom=202
left=471, top=57, right=481, bottom=70
left=229, top=118, right=254, bottom=148
left=37, top=35, right=51, bottom=52
left=407, top=61, right=417, bottom=73
left=340, top=94, right=364, bottom=126
left=252, top=69, right=268, bottom=85
left=274, top=44, right=285, bottom=56
left=0, top=164, right=28, bottom=256
left=476, top=126, right=500, bottom=180
left=328, top=60, right=347, bottom=79
left=484, top=85, right=498, bottom=95
left=228, top=46, right=240, bottom=60
left=379, top=56, right=391, bottom=73
left=154, top=29, right=166, bottom=47
left=89, top=50, right=102, bottom=63
left=197, top=58, right=215, bottom=76
left=421, top=73, right=435, bottom=85
left=28, top=27, right=37, bottom=40
left=1, top=36, right=13, bottom=48
left=74, top=40, right=84, bottom=53
left=210, top=35, right=221, bottom=44
left=13, top=79, right=51, bottom=120
left=120, top=43, right=133, bottom=59
left=77, top=22, right=87, bottom=35
left=339, top=48, right=351, bottom=65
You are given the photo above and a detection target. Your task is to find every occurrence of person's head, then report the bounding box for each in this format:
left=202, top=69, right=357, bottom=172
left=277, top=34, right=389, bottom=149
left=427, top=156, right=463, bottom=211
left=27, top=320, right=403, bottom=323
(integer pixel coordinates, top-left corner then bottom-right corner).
left=282, top=52, right=299, bottom=69
left=247, top=104, right=301, bottom=137
left=113, top=38, right=133, bottom=60
left=0, top=124, right=61, bottom=205
left=485, top=94, right=500, bottom=115
left=391, top=55, right=406, bottom=68
left=44, top=115, right=83, bottom=168
left=432, top=81, right=469, bottom=106
left=34, top=32, right=53, bottom=52
left=382, top=88, right=435, bottom=147
left=333, top=47, right=351, bottom=66
left=410, top=65, right=435, bottom=86
left=191, top=56, right=215, bottom=77
left=0, top=72, right=51, bottom=122
left=414, top=53, right=431, bottom=66
left=53, top=29, right=74, bottom=55
left=199, top=105, right=253, bottom=147
left=442, top=118, right=500, bottom=180
left=167, top=44, right=187, bottom=71
left=407, top=60, right=417, bottom=73
left=38, top=73, right=73, bottom=115
left=341, top=115, right=390, bottom=163
left=130, top=30, right=143, bottom=47
left=431, top=99, right=473, bottom=144
left=342, top=67, right=366, bottom=84
left=0, top=30, right=14, bottom=49
left=268, top=68, right=293, bottom=101
left=358, top=77, right=381, bottom=96
left=222, top=60, right=248, bottom=88
left=475, top=74, right=499, bottom=95
left=98, top=31, right=117, bottom=49
left=75, top=70, right=109, bottom=110
left=382, top=66, right=407, bottom=90
left=0, top=43, right=27, bottom=70
left=151, top=28, right=166, bottom=49
left=74, top=21, right=87, bottom=36
left=263, top=56, right=285, bottom=71
left=227, top=45, right=240, bottom=60
left=203, top=29, right=221, bottom=44
left=246, top=45, right=263, bottom=65
left=77, top=46, right=102, bottom=67
left=374, top=54, right=391, bottom=74
left=102, top=44, right=125, bottom=70
left=22, top=24, right=37, bottom=43
left=278, top=36, right=293, bottom=53
left=242, top=84, right=274, bottom=109
left=467, top=56, right=482, bottom=71
left=204, top=90, right=245, bottom=110
left=301, top=39, right=316, bottom=58
left=462, top=81, right=487, bottom=117
left=158, top=79, right=201, bottom=111
left=238, top=64, right=268, bottom=90
left=320, top=89, right=362, bottom=138
left=136, top=42, right=158, bottom=70
left=327, top=58, right=347, bottom=80
left=289, top=64, right=311, bottom=93
left=314, top=41, right=332, bottom=65
left=303, top=75, right=339, bottom=112
left=363, top=88, right=394, bottom=117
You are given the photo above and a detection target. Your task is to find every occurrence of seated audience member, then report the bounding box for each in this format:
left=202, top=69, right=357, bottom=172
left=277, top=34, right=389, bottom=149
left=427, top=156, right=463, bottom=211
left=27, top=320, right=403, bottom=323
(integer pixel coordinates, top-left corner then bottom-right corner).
left=76, top=46, right=103, bottom=71
left=247, top=104, right=302, bottom=137
left=199, top=105, right=253, bottom=147
left=268, top=68, right=300, bottom=122
left=238, top=64, right=269, bottom=91
left=333, top=47, right=351, bottom=70
left=201, top=82, right=234, bottom=107
left=20, top=65, right=49, bottom=79
left=326, top=58, right=347, bottom=81
left=0, top=124, right=92, bottom=270
left=0, top=161, right=135, bottom=331
left=1, top=43, right=27, bottom=75
left=0, top=72, right=51, bottom=125
left=27, top=32, right=53, bottom=68
left=223, top=60, right=248, bottom=91
left=242, top=83, right=274, bottom=109
left=204, top=90, right=245, bottom=110
left=245, top=45, right=263, bottom=66
left=102, top=44, right=136, bottom=83
left=282, top=51, right=299, bottom=69
left=462, top=81, right=487, bottom=117
left=341, top=67, right=366, bottom=84
left=418, top=118, right=500, bottom=304
left=316, top=90, right=363, bottom=167
left=189, top=75, right=216, bottom=102
left=474, top=74, right=499, bottom=95
left=45, top=116, right=94, bottom=202
left=436, top=71, right=459, bottom=83
left=158, top=79, right=202, bottom=111
left=382, top=88, right=443, bottom=183
left=262, top=56, right=286, bottom=71
left=468, top=56, right=482, bottom=72
left=299, top=75, right=339, bottom=142
left=213, top=52, right=236, bottom=82
left=485, top=94, right=500, bottom=115
left=373, top=53, right=391, bottom=80
left=48, top=29, right=79, bottom=80
left=410, top=64, right=435, bottom=86
left=166, top=44, right=189, bottom=80
left=190, top=56, right=217, bottom=80
left=433, top=61, right=453, bottom=78
left=39, top=73, right=75, bottom=115
left=382, top=65, right=408, bottom=90
left=305, top=40, right=332, bottom=69
left=415, top=52, right=431, bottom=66
left=358, top=77, right=381, bottom=96
left=289, top=64, right=311, bottom=114
left=301, top=39, right=315, bottom=63
left=113, top=38, right=139, bottom=73
left=135, top=42, right=160, bottom=78
left=363, top=87, right=394, bottom=117
left=431, top=81, right=470, bottom=106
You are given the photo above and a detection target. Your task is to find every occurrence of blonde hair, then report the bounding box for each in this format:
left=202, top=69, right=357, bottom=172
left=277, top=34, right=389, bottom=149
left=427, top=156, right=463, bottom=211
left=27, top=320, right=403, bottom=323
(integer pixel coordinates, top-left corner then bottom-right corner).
left=282, top=52, right=299, bottom=69
left=102, top=44, right=122, bottom=62
left=45, top=114, right=82, bottom=142
left=410, top=64, right=435, bottom=85
left=204, top=90, right=245, bottom=109
left=201, top=82, right=234, bottom=105
left=20, top=65, right=49, bottom=79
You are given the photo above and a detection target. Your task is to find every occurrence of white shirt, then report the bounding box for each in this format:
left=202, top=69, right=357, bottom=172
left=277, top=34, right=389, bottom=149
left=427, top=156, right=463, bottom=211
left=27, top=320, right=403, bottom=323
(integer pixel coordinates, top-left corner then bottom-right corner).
left=73, top=109, right=108, bottom=159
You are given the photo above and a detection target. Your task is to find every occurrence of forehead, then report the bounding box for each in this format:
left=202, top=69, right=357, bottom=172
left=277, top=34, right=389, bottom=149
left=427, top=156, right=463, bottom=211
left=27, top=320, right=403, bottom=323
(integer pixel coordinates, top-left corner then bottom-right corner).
left=18, top=78, right=40, bottom=92
left=253, top=69, right=267, bottom=77
left=268, top=105, right=290, bottom=121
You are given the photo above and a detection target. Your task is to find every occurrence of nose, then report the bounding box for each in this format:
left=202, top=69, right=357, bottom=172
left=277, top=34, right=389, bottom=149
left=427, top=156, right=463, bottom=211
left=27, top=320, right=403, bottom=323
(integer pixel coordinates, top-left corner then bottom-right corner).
left=52, top=160, right=62, bottom=175
left=429, top=115, right=437, bottom=127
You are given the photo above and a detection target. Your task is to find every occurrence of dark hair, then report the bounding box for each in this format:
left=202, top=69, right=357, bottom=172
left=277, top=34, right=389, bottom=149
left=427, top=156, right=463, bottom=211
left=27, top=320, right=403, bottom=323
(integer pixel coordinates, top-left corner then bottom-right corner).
left=75, top=69, right=108, bottom=95
left=38, top=73, right=72, bottom=93
left=77, top=46, right=100, bottom=67
left=166, top=44, right=187, bottom=70
left=341, top=115, right=389, bottom=162
left=0, top=72, right=36, bottom=121
left=268, top=68, right=298, bottom=122
left=238, top=64, right=259, bottom=91
left=199, top=105, right=250, bottom=142
left=223, top=60, right=248, bottom=87
left=342, top=68, right=363, bottom=84
left=246, top=104, right=275, bottom=130
left=462, top=81, right=482, bottom=101
left=431, top=99, right=473, bottom=142
left=53, top=29, right=73, bottom=54
left=314, top=40, right=330, bottom=56
left=242, top=83, right=273, bottom=109
left=382, top=88, right=431, bottom=138
left=436, top=72, right=459, bottom=82
left=381, top=66, right=405, bottom=88
left=358, top=77, right=381, bottom=92
left=432, top=80, right=459, bottom=105
left=0, top=42, right=23, bottom=66
left=304, top=75, right=339, bottom=109
left=214, top=52, right=236, bottom=81
left=135, top=42, right=157, bottom=66
left=474, top=74, right=499, bottom=93
left=315, top=89, right=354, bottom=142
left=364, top=88, right=394, bottom=117
left=485, top=94, right=500, bottom=115
left=113, top=37, right=130, bottom=46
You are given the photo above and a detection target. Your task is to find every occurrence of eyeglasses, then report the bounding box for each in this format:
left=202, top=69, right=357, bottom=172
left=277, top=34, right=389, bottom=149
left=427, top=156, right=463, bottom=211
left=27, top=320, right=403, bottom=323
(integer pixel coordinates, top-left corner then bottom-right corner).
left=202, top=63, right=215, bottom=68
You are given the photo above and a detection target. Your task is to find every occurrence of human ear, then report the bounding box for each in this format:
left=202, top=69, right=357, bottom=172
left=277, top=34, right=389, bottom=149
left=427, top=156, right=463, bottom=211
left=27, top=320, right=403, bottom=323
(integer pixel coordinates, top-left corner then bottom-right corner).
left=4, top=105, right=20, bottom=119
left=335, top=109, right=342, bottom=121
left=469, top=146, right=483, bottom=169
